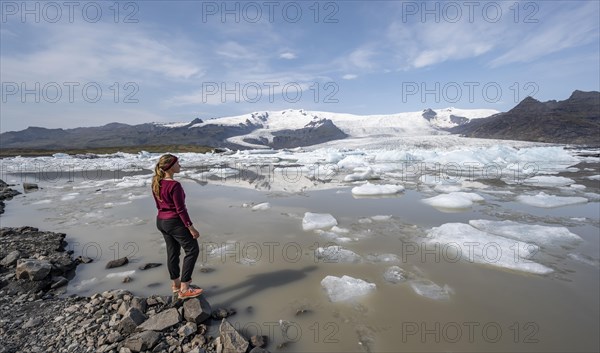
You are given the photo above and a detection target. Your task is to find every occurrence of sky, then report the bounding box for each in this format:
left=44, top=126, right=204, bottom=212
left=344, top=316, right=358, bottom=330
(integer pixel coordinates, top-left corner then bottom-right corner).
left=0, top=0, right=599, bottom=133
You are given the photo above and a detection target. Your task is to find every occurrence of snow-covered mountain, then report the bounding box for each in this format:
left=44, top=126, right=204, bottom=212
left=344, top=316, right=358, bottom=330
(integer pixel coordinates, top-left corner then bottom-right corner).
left=0, top=107, right=498, bottom=150
left=156, top=107, right=498, bottom=149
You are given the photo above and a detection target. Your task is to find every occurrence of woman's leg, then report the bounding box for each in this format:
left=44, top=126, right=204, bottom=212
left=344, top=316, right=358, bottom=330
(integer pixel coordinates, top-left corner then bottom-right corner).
left=157, top=218, right=182, bottom=281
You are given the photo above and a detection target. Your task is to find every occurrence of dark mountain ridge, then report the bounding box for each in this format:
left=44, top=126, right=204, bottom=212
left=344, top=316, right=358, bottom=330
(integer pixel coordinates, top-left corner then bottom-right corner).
left=451, top=90, right=600, bottom=145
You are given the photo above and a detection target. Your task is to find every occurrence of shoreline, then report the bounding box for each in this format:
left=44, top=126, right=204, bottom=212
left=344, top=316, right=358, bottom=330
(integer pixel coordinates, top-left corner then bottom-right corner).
left=0, top=180, right=272, bottom=353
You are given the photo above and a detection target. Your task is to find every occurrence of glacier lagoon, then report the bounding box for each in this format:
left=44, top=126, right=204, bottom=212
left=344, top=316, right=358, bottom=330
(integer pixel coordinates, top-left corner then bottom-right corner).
left=1, top=140, right=599, bottom=352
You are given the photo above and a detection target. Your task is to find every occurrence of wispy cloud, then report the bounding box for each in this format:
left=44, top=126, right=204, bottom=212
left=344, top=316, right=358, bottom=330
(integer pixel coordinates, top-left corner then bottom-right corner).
left=280, top=52, right=297, bottom=60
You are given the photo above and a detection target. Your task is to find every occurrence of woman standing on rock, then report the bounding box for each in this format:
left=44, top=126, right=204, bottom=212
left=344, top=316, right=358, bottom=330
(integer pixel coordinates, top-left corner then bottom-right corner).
left=152, top=154, right=203, bottom=299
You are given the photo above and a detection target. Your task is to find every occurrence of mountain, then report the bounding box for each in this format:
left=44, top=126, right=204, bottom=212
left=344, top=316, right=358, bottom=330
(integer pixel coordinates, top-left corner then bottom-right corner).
left=452, top=90, right=600, bottom=145
left=0, top=108, right=496, bottom=151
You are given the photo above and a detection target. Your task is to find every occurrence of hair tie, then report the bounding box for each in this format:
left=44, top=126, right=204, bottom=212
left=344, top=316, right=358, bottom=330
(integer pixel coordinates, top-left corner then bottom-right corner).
left=161, top=156, right=178, bottom=172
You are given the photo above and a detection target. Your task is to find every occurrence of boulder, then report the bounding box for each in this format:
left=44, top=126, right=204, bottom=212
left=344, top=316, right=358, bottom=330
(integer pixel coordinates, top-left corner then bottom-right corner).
left=118, top=307, right=147, bottom=335
left=106, top=257, right=129, bottom=269
left=1, top=250, right=21, bottom=267
left=220, top=319, right=249, bottom=353
left=16, top=259, right=52, bottom=280
left=137, top=308, right=180, bottom=331
left=122, top=331, right=161, bottom=352
left=183, top=295, right=212, bottom=324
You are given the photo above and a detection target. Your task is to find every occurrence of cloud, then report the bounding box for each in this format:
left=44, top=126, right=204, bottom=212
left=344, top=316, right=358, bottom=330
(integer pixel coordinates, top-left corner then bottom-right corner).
left=342, top=74, right=358, bottom=80
left=1, top=22, right=202, bottom=83
left=280, top=52, right=297, bottom=60
left=489, top=2, right=600, bottom=67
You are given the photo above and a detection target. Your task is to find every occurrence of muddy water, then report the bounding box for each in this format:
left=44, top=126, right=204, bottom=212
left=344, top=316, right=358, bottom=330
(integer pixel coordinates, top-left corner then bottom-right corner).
left=1, top=172, right=599, bottom=352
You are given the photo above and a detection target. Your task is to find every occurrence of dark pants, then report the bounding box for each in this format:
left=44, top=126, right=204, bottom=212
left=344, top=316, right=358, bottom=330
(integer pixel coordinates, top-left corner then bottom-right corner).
left=156, top=217, right=199, bottom=283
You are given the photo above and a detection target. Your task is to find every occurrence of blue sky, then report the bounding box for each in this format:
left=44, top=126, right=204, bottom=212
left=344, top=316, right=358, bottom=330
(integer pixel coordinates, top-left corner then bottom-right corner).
left=1, top=0, right=599, bottom=132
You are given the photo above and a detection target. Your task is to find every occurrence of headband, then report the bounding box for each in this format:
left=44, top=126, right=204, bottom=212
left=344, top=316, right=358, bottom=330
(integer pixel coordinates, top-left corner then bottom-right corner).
left=161, top=156, right=178, bottom=172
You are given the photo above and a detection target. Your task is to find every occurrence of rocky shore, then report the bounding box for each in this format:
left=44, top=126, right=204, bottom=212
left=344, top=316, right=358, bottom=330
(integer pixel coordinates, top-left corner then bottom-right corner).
left=0, top=180, right=271, bottom=353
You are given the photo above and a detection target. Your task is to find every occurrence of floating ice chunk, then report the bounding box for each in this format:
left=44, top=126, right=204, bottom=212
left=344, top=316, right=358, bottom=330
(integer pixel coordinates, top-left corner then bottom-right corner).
left=32, top=199, right=52, bottom=205
left=422, top=192, right=484, bottom=209
left=315, top=246, right=362, bottom=263
left=584, top=192, right=600, bottom=201
left=331, top=226, right=350, bottom=233
left=320, top=275, right=376, bottom=302
left=523, top=176, right=575, bottom=187
left=371, top=215, right=392, bottom=221
left=434, top=184, right=463, bottom=193
left=358, top=218, right=373, bottom=224
left=302, top=212, right=338, bottom=231
left=570, top=184, right=586, bottom=190
left=409, top=280, right=451, bottom=301
left=427, top=223, right=553, bottom=274
left=516, top=192, right=588, bottom=208
left=344, top=167, right=374, bottom=182
left=61, top=193, right=80, bottom=201
left=461, top=181, right=489, bottom=189
left=106, top=270, right=135, bottom=279
left=586, top=175, right=600, bottom=180
left=468, top=220, right=582, bottom=245
left=567, top=253, right=599, bottom=268
left=383, top=266, right=407, bottom=284
left=337, top=155, right=368, bottom=169
left=351, top=182, right=404, bottom=196
left=570, top=217, right=586, bottom=222
left=366, top=253, right=401, bottom=263
left=252, top=202, right=271, bottom=211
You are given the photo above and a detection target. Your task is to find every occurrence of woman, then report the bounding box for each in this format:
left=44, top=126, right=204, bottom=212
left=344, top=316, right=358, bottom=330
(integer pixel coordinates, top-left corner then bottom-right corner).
left=152, top=154, right=203, bottom=299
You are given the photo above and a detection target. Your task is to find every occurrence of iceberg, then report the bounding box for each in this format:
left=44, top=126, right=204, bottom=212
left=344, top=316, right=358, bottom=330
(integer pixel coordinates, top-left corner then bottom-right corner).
left=252, top=202, right=271, bottom=211
left=351, top=182, right=404, bottom=196
left=427, top=223, right=553, bottom=274
left=422, top=192, right=484, bottom=209
left=469, top=219, right=582, bottom=245
left=523, top=176, right=575, bottom=187
left=516, top=192, right=588, bottom=208
left=383, top=266, right=408, bottom=284
left=315, top=246, right=362, bottom=263
left=410, top=280, right=451, bottom=301
left=302, top=212, right=338, bottom=231
left=321, top=275, right=376, bottom=302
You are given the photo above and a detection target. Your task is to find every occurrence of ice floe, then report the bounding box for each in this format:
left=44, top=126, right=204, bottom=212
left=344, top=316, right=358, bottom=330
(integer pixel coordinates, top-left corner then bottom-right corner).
left=523, top=176, right=575, bottom=187
left=383, top=266, right=408, bottom=284
left=409, top=279, right=452, bottom=301
left=315, top=246, right=362, bottom=263
left=351, top=182, right=404, bottom=196
left=516, top=192, right=588, bottom=208
left=302, top=212, right=338, bottom=231
left=252, top=202, right=271, bottom=211
left=468, top=220, right=582, bottom=244
left=320, top=275, right=376, bottom=302
left=422, top=192, right=484, bottom=209
left=426, top=223, right=553, bottom=274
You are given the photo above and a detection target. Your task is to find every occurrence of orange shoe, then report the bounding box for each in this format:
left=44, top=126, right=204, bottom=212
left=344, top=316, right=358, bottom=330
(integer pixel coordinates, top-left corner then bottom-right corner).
left=179, top=287, right=203, bottom=299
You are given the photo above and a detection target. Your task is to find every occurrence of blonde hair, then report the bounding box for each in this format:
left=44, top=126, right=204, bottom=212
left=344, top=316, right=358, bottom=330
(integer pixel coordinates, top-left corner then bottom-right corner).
left=152, top=154, right=177, bottom=201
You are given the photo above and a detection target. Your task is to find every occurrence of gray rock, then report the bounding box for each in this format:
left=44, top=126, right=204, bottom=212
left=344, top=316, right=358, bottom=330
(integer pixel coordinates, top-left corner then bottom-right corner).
left=106, top=257, right=129, bottom=269
left=137, top=308, right=181, bottom=332
left=219, top=319, right=249, bottom=353
left=178, top=322, right=197, bottom=338
left=50, top=276, right=69, bottom=289
left=16, top=259, right=52, bottom=281
left=139, top=263, right=162, bottom=270
left=250, top=335, right=267, bottom=348
left=249, top=348, right=269, bottom=353
left=106, top=331, right=124, bottom=344
left=131, top=297, right=147, bottom=314
left=23, top=183, right=39, bottom=191
left=122, top=331, right=161, bottom=352
left=118, top=307, right=147, bottom=335
left=117, top=301, right=130, bottom=316
left=183, top=296, right=212, bottom=324
left=1, top=250, right=21, bottom=267
left=23, top=317, right=43, bottom=328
